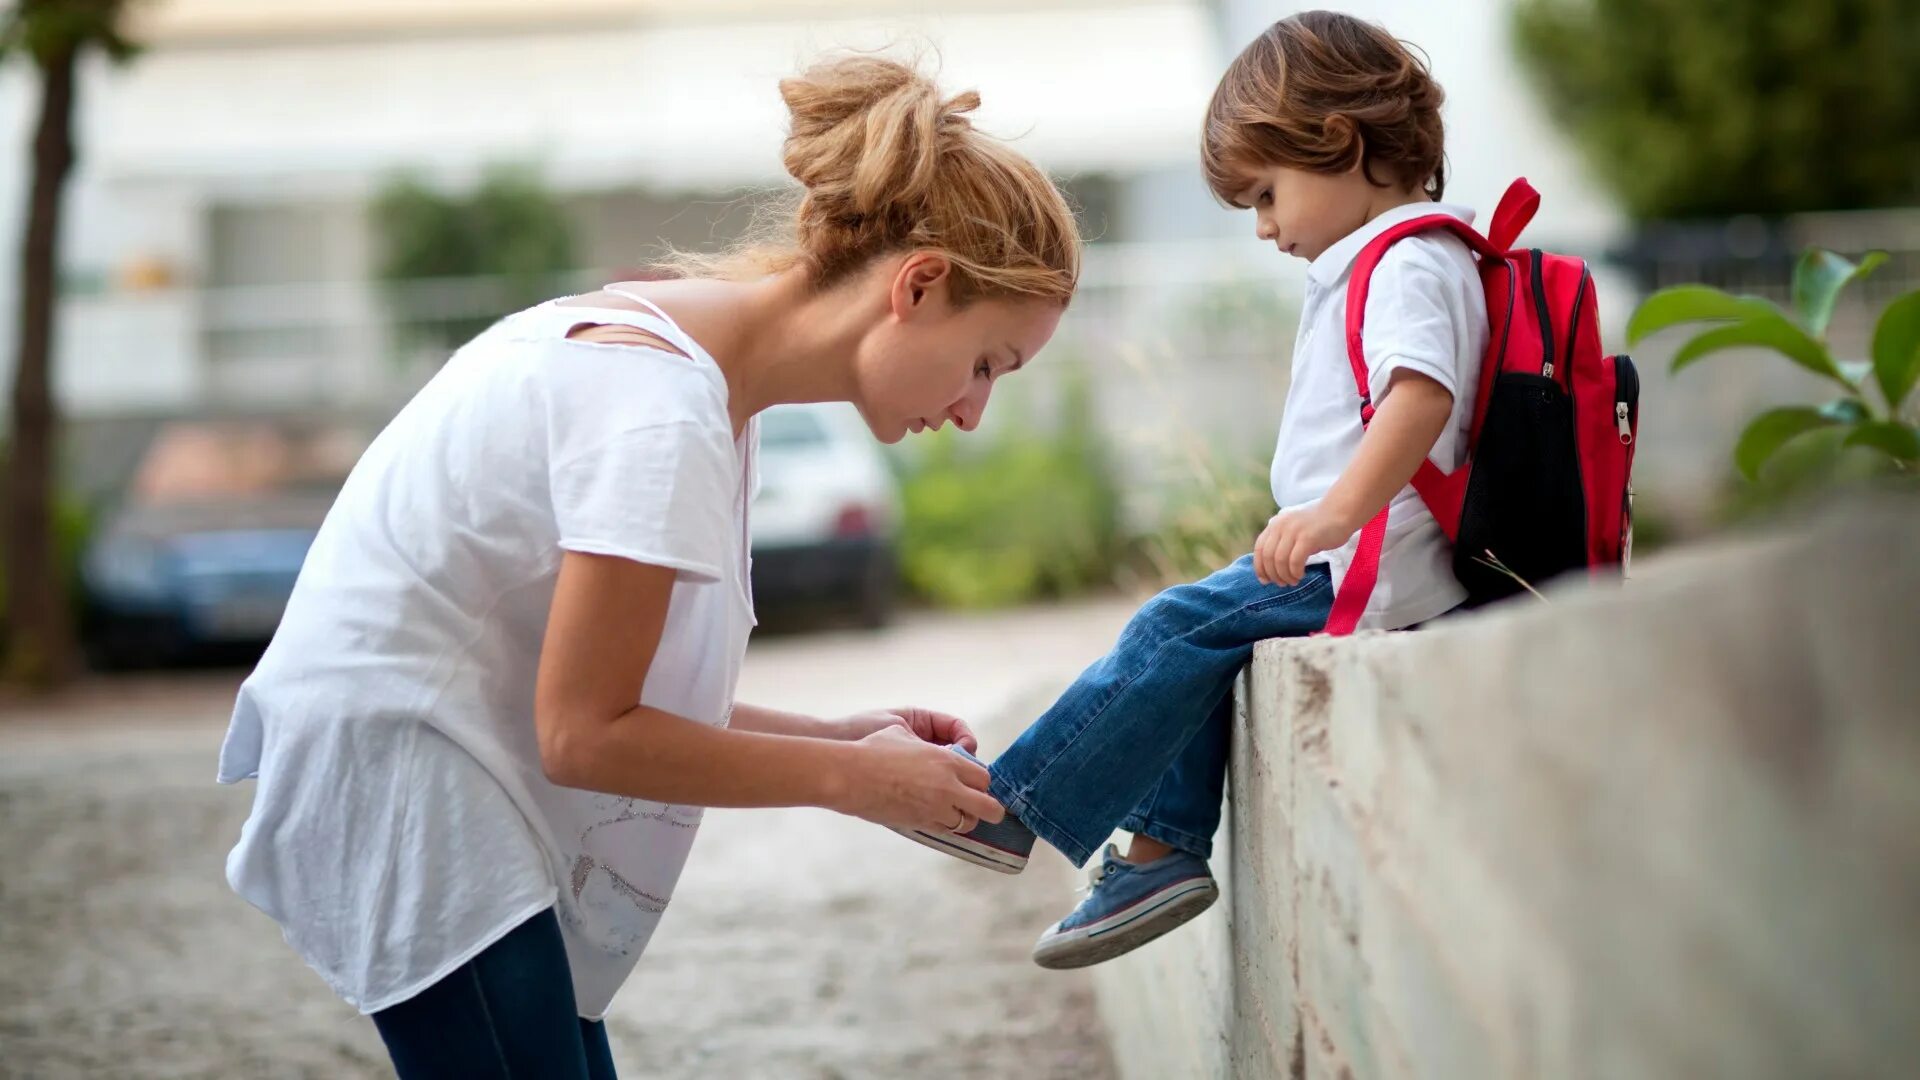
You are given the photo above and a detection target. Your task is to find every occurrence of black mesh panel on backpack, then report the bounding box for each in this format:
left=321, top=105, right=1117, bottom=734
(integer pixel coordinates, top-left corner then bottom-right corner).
left=1453, top=374, right=1588, bottom=604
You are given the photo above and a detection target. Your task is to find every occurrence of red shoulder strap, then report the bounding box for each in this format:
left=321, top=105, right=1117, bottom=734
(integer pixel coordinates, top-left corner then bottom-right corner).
left=1320, top=179, right=1536, bottom=637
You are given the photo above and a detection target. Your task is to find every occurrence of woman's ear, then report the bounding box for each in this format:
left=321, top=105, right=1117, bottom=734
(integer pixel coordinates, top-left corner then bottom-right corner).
left=890, top=252, right=954, bottom=320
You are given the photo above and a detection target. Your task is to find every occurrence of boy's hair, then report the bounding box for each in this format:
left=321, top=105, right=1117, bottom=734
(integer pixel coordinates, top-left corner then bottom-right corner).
left=1202, top=11, right=1447, bottom=206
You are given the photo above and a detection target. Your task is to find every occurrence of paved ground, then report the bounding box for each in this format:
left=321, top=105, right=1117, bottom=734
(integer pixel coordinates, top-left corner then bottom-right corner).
left=0, top=598, right=1137, bottom=1079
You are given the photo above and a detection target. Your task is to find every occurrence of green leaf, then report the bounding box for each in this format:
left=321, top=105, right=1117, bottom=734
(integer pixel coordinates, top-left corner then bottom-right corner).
left=1871, top=291, right=1920, bottom=411
left=1837, top=359, right=1874, bottom=388
left=1670, top=314, right=1844, bottom=384
left=1842, top=421, right=1920, bottom=462
left=1735, top=408, right=1838, bottom=481
left=1791, top=249, right=1887, bottom=337
left=1627, top=286, right=1776, bottom=345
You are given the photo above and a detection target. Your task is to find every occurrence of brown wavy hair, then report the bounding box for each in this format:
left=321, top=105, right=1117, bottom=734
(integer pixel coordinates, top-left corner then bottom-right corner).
left=667, top=54, right=1081, bottom=307
left=1202, top=11, right=1447, bottom=206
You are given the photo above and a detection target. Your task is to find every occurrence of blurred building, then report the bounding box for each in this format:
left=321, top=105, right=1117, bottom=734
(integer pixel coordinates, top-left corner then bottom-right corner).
left=0, top=0, right=1616, bottom=419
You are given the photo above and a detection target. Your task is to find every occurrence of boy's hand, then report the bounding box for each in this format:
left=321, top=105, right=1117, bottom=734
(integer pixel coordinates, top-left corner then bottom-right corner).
left=1255, top=504, right=1359, bottom=586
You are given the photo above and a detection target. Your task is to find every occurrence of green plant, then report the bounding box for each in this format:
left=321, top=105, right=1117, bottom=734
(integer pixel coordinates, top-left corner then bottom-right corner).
left=373, top=165, right=577, bottom=353
left=1131, top=442, right=1272, bottom=589
left=1628, top=248, right=1920, bottom=484
left=893, top=375, right=1121, bottom=609
left=1512, top=0, right=1920, bottom=219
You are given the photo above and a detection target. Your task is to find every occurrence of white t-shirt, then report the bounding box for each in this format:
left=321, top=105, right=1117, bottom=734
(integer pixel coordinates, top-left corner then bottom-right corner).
left=1270, top=202, right=1489, bottom=630
left=217, top=291, right=758, bottom=1018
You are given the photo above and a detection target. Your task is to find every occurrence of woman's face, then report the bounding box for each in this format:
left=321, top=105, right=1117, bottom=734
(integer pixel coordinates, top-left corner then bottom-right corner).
left=852, top=254, right=1066, bottom=444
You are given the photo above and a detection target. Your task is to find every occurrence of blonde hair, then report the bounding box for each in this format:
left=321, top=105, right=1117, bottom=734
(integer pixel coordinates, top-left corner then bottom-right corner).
left=667, top=55, right=1081, bottom=306
left=1202, top=11, right=1447, bottom=205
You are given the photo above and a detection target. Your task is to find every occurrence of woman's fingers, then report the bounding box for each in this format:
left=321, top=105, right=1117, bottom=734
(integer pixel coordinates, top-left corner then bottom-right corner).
left=955, top=785, right=1005, bottom=824
left=950, top=754, right=990, bottom=790
left=952, top=812, right=978, bottom=834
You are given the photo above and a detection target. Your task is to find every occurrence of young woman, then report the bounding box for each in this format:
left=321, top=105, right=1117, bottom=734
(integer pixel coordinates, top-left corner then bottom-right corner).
left=216, top=55, right=1080, bottom=1079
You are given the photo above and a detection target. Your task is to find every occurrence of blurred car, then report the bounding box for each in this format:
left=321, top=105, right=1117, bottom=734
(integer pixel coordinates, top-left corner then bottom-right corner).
left=80, top=417, right=369, bottom=668
left=750, top=403, right=900, bottom=627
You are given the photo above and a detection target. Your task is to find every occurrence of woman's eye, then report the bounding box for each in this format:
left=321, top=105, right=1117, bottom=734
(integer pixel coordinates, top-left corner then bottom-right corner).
left=976, top=359, right=993, bottom=379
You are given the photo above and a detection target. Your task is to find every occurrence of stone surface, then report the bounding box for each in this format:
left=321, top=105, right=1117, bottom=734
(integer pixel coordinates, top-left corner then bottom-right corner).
left=1094, top=501, right=1920, bottom=1080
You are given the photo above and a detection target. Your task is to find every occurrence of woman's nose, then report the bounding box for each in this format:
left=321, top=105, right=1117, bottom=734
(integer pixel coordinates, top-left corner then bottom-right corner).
left=948, top=380, right=993, bottom=432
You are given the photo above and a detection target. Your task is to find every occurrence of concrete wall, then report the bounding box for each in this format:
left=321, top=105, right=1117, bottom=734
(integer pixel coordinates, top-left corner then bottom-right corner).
left=1092, top=501, right=1920, bottom=1079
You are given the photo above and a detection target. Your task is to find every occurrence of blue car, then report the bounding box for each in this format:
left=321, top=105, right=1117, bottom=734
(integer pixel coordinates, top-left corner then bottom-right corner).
left=81, top=418, right=367, bottom=669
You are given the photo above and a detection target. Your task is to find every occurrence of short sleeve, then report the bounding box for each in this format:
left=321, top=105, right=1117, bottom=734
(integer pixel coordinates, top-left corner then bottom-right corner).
left=549, top=421, right=736, bottom=582
left=1360, top=242, right=1474, bottom=405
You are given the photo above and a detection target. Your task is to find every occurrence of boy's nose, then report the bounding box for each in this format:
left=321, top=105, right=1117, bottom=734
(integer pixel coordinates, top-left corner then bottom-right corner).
left=1255, top=215, right=1278, bottom=242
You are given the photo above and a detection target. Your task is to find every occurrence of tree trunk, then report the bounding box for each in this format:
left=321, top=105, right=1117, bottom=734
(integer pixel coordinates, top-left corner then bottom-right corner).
left=4, top=41, right=80, bottom=687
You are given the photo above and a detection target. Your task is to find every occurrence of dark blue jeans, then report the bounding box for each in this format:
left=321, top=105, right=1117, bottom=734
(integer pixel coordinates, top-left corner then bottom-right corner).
left=989, top=557, right=1334, bottom=867
left=372, top=908, right=617, bottom=1080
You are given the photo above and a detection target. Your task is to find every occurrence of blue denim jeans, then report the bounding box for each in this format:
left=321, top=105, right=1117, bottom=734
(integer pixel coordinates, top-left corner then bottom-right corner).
left=372, top=908, right=617, bottom=1080
left=989, top=557, right=1334, bottom=867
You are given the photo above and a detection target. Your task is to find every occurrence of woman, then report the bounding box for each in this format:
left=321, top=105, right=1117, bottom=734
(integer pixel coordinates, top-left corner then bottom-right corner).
left=216, top=55, right=1080, bottom=1078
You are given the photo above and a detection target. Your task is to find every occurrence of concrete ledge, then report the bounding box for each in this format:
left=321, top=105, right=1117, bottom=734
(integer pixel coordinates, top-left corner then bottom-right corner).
left=1092, top=502, right=1920, bottom=1079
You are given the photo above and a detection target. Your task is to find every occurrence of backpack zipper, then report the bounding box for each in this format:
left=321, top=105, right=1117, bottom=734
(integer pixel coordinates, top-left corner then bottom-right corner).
left=1564, top=263, right=1590, bottom=377
left=1531, top=249, right=1555, bottom=379
left=1613, top=354, right=1640, bottom=443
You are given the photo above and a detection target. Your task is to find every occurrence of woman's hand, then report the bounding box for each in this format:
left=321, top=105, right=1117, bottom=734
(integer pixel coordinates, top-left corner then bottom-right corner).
left=823, top=707, right=979, bottom=753
left=829, top=726, right=1003, bottom=833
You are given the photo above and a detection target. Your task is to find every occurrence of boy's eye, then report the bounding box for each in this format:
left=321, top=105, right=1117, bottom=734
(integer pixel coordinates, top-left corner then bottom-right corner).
left=1258, top=189, right=1273, bottom=207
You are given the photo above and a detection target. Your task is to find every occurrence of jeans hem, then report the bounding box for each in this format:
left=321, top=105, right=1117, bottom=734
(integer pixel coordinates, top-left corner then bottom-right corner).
left=1117, top=814, right=1215, bottom=861
left=990, top=773, right=1096, bottom=868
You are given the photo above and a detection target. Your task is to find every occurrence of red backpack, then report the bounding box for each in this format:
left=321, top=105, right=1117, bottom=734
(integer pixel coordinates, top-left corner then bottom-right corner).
left=1323, top=178, right=1640, bottom=635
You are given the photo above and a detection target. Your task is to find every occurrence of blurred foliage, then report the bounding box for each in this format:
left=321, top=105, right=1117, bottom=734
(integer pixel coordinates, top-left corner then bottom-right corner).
left=1512, top=0, right=1920, bottom=218
left=372, top=165, right=577, bottom=353
left=892, top=373, right=1122, bottom=609
left=1630, top=248, right=1920, bottom=515
left=1131, top=442, right=1273, bottom=589
left=1176, top=280, right=1298, bottom=362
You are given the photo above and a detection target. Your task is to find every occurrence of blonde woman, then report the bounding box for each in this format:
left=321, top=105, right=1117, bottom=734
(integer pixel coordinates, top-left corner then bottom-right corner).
left=216, top=55, right=1080, bottom=1079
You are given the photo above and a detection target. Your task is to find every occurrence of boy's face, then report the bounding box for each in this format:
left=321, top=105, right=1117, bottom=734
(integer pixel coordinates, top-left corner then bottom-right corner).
left=1229, top=162, right=1378, bottom=263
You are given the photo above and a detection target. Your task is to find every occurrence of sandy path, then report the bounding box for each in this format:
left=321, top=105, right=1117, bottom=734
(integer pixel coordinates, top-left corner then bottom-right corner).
left=0, top=598, right=1135, bottom=1078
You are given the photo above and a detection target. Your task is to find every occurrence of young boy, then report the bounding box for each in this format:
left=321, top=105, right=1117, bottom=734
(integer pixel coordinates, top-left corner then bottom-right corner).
left=896, top=10, right=1489, bottom=967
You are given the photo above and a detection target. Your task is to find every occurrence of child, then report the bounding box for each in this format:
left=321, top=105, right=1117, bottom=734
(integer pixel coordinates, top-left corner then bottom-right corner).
left=894, top=10, right=1489, bottom=968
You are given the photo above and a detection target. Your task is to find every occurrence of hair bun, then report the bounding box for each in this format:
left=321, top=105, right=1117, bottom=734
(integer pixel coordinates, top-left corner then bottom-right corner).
left=779, top=56, right=981, bottom=229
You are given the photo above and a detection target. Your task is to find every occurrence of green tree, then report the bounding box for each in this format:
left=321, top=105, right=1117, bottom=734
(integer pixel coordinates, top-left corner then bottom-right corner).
left=1512, top=0, right=1920, bottom=219
left=373, top=166, right=578, bottom=353
left=2, top=0, right=141, bottom=687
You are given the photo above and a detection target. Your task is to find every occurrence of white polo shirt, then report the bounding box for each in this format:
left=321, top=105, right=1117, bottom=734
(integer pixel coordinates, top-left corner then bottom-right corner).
left=1270, top=201, right=1488, bottom=630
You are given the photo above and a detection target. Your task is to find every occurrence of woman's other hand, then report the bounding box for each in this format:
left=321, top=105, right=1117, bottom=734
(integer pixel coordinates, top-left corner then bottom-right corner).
left=825, top=707, right=978, bottom=753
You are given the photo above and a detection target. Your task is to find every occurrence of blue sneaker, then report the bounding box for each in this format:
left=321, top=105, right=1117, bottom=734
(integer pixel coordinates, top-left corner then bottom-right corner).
left=889, top=745, right=1035, bottom=874
left=1031, top=844, right=1218, bottom=969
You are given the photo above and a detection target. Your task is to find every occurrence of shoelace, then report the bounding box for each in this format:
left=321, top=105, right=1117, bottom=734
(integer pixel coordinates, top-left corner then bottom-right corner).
left=1078, top=858, right=1117, bottom=896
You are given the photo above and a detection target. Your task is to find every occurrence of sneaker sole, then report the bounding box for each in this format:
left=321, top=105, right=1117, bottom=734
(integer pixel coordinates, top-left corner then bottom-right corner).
left=1031, top=876, right=1219, bottom=969
left=890, top=825, right=1028, bottom=874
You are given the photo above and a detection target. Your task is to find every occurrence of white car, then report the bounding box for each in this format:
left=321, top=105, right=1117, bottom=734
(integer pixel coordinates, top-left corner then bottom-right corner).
left=750, top=403, right=900, bottom=626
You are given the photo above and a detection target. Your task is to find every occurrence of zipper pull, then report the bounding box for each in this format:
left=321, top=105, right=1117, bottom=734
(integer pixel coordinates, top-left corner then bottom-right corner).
left=1542, top=360, right=1554, bottom=380
left=1616, top=402, right=1632, bottom=444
